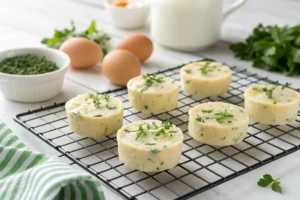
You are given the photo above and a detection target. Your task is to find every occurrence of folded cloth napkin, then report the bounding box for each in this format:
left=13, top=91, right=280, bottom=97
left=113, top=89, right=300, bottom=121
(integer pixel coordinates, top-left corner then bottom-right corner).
left=0, top=119, right=105, bottom=200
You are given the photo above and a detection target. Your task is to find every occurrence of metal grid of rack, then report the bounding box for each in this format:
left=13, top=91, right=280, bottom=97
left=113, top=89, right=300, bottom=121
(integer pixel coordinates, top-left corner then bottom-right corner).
left=15, top=61, right=300, bottom=200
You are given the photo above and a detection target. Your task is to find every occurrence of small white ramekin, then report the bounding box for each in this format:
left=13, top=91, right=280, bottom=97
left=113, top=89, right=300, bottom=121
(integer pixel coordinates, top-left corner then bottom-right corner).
left=104, top=0, right=151, bottom=29
left=0, top=47, right=70, bottom=102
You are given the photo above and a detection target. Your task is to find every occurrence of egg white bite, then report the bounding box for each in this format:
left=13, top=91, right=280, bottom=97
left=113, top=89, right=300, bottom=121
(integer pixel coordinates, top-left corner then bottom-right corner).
left=180, top=61, right=232, bottom=97
left=244, top=84, right=300, bottom=125
left=127, top=74, right=179, bottom=114
left=117, top=119, right=183, bottom=172
left=189, top=102, right=249, bottom=146
left=65, top=93, right=123, bottom=138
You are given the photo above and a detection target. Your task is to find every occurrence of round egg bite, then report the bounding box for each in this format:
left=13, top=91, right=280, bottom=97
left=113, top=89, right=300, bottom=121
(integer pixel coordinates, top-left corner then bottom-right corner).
left=180, top=61, right=232, bottom=97
left=127, top=74, right=178, bottom=115
left=244, top=84, right=300, bottom=125
left=65, top=93, right=123, bottom=138
left=189, top=102, right=249, bottom=146
left=117, top=119, right=183, bottom=172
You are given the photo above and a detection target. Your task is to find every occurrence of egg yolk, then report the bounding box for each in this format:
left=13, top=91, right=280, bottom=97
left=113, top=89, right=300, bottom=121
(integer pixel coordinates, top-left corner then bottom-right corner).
left=115, top=0, right=128, bottom=7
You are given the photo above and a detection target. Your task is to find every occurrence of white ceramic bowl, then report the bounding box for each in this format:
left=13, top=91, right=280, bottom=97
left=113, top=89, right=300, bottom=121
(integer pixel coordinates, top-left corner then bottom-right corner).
left=0, top=47, right=70, bottom=102
left=105, top=0, right=151, bottom=29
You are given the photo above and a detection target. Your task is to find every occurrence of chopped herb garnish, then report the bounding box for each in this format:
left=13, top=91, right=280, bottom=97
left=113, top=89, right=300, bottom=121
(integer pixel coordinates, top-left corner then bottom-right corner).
left=221, top=137, right=226, bottom=140
left=145, top=143, right=156, bottom=145
left=161, top=161, right=164, bottom=166
left=253, top=86, right=276, bottom=99
left=152, top=122, right=159, bottom=129
left=199, top=62, right=211, bottom=75
left=107, top=105, right=117, bottom=110
left=185, top=80, right=191, bottom=84
left=195, top=116, right=205, bottom=123
left=185, top=69, right=192, bottom=74
left=147, top=123, right=151, bottom=129
left=150, top=148, right=160, bottom=153
left=257, top=174, right=282, bottom=193
left=144, top=105, right=148, bottom=110
left=93, top=115, right=102, bottom=117
left=162, top=119, right=172, bottom=130
left=201, top=109, right=214, bottom=113
left=273, top=100, right=277, bottom=105
left=87, top=93, right=117, bottom=110
left=215, top=111, right=233, bottom=123
left=141, top=74, right=165, bottom=92
left=135, top=125, right=148, bottom=140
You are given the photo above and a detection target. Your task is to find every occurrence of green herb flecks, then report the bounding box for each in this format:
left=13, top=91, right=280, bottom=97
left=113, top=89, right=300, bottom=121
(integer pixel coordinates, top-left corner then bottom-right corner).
left=162, top=119, right=172, bottom=130
left=41, top=20, right=111, bottom=55
left=201, top=109, right=214, bottom=113
left=144, top=105, right=148, bottom=110
left=87, top=93, right=117, bottom=110
left=135, top=125, right=148, bottom=140
left=195, top=116, right=205, bottom=123
left=215, top=111, right=233, bottom=124
left=185, top=69, right=192, bottom=74
left=141, top=74, right=165, bottom=92
left=150, top=148, right=160, bottom=153
left=93, top=115, right=102, bottom=117
left=257, top=174, right=282, bottom=193
left=0, top=54, right=59, bottom=75
left=145, top=143, right=156, bottom=145
left=253, top=86, right=276, bottom=99
left=199, top=62, right=211, bottom=75
left=229, top=24, right=300, bottom=76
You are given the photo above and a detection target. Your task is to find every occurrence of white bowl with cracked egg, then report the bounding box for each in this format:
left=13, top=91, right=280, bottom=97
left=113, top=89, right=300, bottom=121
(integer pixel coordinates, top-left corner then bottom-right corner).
left=105, top=0, right=151, bottom=29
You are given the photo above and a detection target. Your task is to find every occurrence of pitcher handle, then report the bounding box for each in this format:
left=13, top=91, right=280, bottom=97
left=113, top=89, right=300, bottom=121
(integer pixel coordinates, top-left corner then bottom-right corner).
left=223, top=0, right=247, bottom=19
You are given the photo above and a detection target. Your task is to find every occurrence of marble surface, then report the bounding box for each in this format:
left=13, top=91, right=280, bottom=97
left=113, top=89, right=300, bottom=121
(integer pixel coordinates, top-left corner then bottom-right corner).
left=0, top=0, right=299, bottom=199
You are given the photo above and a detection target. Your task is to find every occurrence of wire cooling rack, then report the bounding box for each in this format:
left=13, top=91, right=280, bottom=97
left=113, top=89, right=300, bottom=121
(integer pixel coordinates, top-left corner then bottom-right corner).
left=14, top=60, right=300, bottom=200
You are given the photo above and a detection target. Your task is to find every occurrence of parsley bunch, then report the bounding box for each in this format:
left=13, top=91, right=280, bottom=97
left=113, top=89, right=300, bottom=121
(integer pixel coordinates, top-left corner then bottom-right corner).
left=257, top=174, right=282, bottom=193
left=41, top=20, right=111, bottom=55
left=141, top=74, right=165, bottom=92
left=230, top=24, right=300, bottom=76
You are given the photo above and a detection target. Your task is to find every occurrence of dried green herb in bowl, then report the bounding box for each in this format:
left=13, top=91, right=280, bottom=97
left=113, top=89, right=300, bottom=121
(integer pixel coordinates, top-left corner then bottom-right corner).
left=0, top=54, right=59, bottom=75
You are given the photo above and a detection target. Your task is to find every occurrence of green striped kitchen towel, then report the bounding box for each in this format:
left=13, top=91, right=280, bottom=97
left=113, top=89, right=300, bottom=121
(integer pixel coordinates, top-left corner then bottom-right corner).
left=0, top=119, right=105, bottom=200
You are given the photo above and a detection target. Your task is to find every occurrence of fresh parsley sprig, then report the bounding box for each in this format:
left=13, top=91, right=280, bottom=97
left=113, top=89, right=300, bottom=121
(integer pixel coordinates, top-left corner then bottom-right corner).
left=230, top=24, right=300, bottom=76
left=257, top=174, right=282, bottom=193
left=41, top=20, right=111, bottom=55
left=141, top=74, right=165, bottom=92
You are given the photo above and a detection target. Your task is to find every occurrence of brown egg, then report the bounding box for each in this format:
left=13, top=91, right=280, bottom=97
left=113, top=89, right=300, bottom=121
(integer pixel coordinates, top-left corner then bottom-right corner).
left=102, top=50, right=141, bottom=85
left=115, top=34, right=153, bottom=62
left=59, top=37, right=103, bottom=68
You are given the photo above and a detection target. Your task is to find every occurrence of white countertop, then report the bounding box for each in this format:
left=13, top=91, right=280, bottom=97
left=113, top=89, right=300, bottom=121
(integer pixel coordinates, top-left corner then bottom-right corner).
left=0, top=0, right=300, bottom=199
